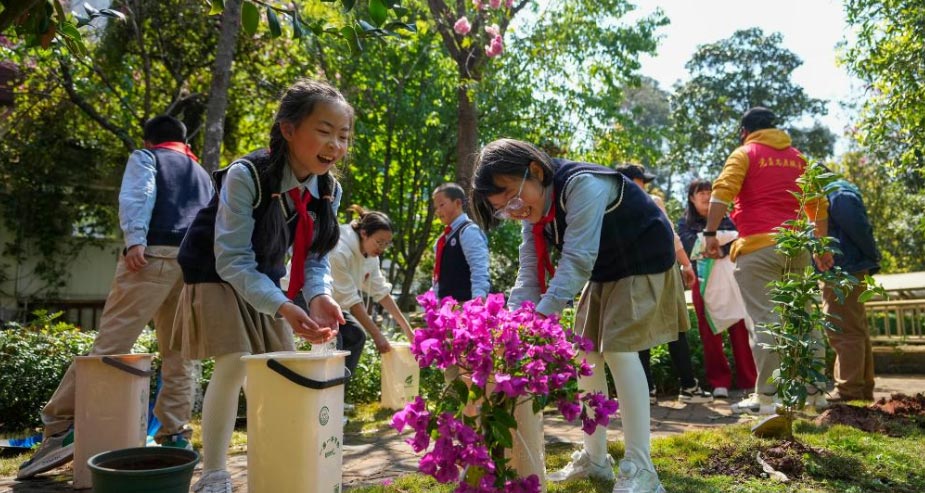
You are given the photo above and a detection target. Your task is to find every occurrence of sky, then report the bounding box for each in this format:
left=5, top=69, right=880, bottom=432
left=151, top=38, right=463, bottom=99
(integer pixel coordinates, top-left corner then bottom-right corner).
left=630, top=0, right=859, bottom=155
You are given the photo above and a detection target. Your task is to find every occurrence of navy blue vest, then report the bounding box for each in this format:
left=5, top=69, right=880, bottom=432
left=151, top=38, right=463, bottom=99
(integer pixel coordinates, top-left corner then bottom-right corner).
left=178, top=149, right=338, bottom=286
left=437, top=221, right=474, bottom=301
left=144, top=148, right=212, bottom=246
left=547, top=160, right=676, bottom=283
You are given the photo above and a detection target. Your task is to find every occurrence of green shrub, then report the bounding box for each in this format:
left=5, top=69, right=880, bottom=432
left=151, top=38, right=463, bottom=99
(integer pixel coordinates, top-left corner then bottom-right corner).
left=0, top=311, right=159, bottom=435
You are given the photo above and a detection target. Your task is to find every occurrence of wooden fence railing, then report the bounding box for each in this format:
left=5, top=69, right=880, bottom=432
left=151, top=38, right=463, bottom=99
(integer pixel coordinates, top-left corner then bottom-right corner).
left=867, top=299, right=925, bottom=339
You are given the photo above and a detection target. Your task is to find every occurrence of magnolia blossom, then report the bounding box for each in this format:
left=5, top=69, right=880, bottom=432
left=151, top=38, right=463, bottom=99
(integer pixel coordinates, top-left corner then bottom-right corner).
left=485, top=34, right=504, bottom=58
left=506, top=0, right=514, bottom=6
left=473, top=0, right=483, bottom=10
left=453, top=16, right=472, bottom=35
left=485, top=24, right=500, bottom=37
left=489, top=0, right=502, bottom=8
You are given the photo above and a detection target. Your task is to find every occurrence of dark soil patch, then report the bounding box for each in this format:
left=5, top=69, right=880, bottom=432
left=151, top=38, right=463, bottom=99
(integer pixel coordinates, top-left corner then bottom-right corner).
left=702, top=440, right=823, bottom=481
left=815, top=393, right=925, bottom=436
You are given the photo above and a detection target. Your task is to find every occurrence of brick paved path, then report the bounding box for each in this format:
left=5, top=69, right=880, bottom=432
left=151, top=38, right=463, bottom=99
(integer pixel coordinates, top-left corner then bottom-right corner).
left=3, top=375, right=923, bottom=492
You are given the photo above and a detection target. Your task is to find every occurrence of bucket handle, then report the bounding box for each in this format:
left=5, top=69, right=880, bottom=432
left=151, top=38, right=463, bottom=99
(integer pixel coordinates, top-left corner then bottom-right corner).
left=101, top=356, right=155, bottom=378
left=267, top=359, right=350, bottom=389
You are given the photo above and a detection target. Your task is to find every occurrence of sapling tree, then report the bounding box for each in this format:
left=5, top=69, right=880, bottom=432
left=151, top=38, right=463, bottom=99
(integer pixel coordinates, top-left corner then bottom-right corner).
left=760, top=161, right=885, bottom=439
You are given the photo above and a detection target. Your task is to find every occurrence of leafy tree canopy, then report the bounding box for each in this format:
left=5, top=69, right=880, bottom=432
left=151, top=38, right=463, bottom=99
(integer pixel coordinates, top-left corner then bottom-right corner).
left=668, top=27, right=832, bottom=174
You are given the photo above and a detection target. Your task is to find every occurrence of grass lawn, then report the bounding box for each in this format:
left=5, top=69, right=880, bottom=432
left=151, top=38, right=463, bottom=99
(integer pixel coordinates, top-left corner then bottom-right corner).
left=3, top=406, right=923, bottom=492
left=350, top=414, right=925, bottom=493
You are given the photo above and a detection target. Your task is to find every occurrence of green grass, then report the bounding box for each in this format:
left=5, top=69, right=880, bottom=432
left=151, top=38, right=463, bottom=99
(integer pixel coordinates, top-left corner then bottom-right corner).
left=351, top=417, right=925, bottom=493
left=0, top=419, right=249, bottom=478
left=5, top=412, right=924, bottom=493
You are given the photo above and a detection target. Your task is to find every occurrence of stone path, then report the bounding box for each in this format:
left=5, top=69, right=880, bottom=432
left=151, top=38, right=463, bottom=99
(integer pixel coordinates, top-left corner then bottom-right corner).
left=3, top=375, right=924, bottom=492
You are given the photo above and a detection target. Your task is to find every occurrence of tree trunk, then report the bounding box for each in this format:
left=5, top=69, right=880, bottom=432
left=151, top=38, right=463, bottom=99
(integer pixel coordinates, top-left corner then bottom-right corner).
left=201, top=0, right=242, bottom=171
left=456, top=82, right=478, bottom=189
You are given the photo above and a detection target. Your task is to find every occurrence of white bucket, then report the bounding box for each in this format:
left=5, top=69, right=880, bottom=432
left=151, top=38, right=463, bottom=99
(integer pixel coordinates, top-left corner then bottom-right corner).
left=242, top=350, right=350, bottom=493
left=73, top=354, right=154, bottom=489
left=380, top=342, right=419, bottom=410
left=509, top=398, right=546, bottom=491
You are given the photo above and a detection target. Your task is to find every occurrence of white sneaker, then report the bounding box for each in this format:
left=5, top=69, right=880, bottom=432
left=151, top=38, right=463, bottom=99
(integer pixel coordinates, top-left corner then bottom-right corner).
left=548, top=449, right=615, bottom=482
left=730, top=393, right=779, bottom=415
left=612, top=459, right=665, bottom=493
left=193, top=469, right=232, bottom=493
left=712, top=387, right=729, bottom=399
left=807, top=392, right=829, bottom=411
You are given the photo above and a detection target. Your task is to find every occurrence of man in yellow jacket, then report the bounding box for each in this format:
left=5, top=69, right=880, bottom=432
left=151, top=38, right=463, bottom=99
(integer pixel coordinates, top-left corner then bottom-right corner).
left=702, top=107, right=834, bottom=415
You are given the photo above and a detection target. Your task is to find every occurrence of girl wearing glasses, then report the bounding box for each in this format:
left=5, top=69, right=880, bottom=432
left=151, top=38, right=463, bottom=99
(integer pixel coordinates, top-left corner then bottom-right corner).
left=329, top=205, right=415, bottom=385
left=470, top=139, right=686, bottom=493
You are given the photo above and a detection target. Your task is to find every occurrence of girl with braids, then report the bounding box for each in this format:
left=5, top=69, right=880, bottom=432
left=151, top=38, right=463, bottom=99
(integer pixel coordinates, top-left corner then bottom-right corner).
left=329, top=205, right=414, bottom=390
left=471, top=139, right=686, bottom=493
left=172, top=79, right=352, bottom=493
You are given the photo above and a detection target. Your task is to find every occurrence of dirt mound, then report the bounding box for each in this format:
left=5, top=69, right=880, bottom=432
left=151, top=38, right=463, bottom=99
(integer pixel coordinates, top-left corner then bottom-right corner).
left=815, top=393, right=925, bottom=435
left=870, top=393, right=925, bottom=417
left=702, top=440, right=820, bottom=480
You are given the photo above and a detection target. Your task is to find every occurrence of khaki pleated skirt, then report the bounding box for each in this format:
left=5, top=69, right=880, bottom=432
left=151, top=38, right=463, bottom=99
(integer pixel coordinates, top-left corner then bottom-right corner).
left=574, top=267, right=690, bottom=353
left=170, top=282, right=295, bottom=360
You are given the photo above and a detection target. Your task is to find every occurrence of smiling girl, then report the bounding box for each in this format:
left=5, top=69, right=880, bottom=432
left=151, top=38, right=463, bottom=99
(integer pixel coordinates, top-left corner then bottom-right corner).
left=470, top=139, right=687, bottom=493
left=329, top=205, right=414, bottom=391
left=172, top=79, right=351, bottom=493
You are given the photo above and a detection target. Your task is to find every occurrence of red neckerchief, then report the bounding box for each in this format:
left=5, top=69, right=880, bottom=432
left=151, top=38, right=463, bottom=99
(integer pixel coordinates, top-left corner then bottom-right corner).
left=532, top=202, right=557, bottom=294
left=285, top=188, right=314, bottom=300
left=149, top=142, right=199, bottom=162
left=432, top=225, right=452, bottom=283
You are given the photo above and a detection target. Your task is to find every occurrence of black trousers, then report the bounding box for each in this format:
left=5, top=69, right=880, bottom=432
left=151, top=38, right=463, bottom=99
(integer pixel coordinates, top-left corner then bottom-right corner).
left=638, top=332, right=697, bottom=391
left=337, top=319, right=367, bottom=392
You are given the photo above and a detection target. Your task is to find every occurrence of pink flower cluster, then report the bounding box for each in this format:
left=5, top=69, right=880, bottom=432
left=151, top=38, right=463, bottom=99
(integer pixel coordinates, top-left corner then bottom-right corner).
left=452, top=0, right=515, bottom=58
left=392, top=292, right=619, bottom=492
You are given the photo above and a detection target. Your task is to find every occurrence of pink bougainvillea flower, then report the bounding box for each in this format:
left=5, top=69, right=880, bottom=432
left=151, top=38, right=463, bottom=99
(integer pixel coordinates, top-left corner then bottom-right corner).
left=453, top=17, right=472, bottom=35
left=394, top=293, right=615, bottom=493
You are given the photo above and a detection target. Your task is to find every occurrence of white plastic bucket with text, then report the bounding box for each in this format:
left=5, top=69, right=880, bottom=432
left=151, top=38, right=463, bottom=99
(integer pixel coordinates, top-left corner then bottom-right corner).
left=243, top=350, right=350, bottom=493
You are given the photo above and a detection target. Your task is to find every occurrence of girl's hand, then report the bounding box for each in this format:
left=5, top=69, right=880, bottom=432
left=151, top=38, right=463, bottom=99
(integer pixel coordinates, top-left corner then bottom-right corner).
left=373, top=334, right=392, bottom=354
left=681, top=264, right=696, bottom=289
left=278, top=302, right=336, bottom=343
left=308, top=294, right=346, bottom=333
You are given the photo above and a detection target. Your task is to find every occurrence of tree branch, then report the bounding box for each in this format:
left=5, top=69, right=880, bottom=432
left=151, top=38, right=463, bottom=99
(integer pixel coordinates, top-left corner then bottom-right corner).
left=58, top=60, right=135, bottom=152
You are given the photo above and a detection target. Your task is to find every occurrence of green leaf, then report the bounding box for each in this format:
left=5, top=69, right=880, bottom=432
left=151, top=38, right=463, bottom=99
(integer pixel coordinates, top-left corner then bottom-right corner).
left=266, top=7, right=281, bottom=38
left=208, top=0, right=224, bottom=16
left=341, top=0, right=356, bottom=12
left=340, top=25, right=362, bottom=54
left=290, top=14, right=303, bottom=39
left=241, top=1, right=259, bottom=35
left=384, top=21, right=415, bottom=32
left=368, top=0, right=387, bottom=27
left=858, top=290, right=876, bottom=303
left=59, top=22, right=81, bottom=40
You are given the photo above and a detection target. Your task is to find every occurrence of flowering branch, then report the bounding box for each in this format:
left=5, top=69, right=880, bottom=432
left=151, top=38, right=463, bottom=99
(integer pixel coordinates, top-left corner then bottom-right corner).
left=392, top=292, right=618, bottom=492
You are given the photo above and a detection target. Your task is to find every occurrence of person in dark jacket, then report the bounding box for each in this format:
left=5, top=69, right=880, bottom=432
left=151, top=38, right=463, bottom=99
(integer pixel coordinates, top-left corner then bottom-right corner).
left=821, top=178, right=881, bottom=402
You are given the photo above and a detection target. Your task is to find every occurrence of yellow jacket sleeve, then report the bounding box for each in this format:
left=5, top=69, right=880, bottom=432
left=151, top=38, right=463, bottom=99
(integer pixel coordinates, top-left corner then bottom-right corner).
left=711, top=148, right=749, bottom=203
